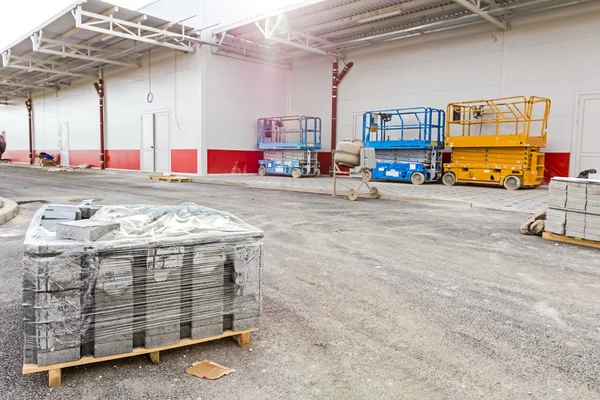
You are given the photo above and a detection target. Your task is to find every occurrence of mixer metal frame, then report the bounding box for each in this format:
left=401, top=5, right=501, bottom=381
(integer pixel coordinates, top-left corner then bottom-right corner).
left=332, top=147, right=379, bottom=201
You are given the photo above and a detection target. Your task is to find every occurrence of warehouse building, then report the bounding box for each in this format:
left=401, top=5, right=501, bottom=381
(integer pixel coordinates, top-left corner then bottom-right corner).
left=0, top=0, right=599, bottom=180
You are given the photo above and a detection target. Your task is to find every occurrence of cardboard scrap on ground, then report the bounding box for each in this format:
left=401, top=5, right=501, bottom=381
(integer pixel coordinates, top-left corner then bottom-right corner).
left=186, top=361, right=235, bottom=380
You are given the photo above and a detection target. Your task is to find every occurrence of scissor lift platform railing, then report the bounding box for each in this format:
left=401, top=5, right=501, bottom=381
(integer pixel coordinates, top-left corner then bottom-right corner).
left=362, top=107, right=445, bottom=185
left=443, top=96, right=550, bottom=190
left=257, top=116, right=321, bottom=178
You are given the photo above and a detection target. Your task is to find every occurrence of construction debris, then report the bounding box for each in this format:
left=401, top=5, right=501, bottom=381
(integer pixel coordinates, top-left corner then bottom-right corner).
left=520, top=211, right=547, bottom=236
left=186, top=360, right=235, bottom=380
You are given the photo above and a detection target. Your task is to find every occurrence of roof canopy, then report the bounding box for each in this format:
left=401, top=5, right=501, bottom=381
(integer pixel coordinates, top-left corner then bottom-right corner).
left=212, top=0, right=590, bottom=67
left=0, top=0, right=205, bottom=100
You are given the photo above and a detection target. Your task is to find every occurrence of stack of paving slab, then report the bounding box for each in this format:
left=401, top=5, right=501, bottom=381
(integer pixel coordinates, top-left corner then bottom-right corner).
left=546, top=177, right=600, bottom=241
left=22, top=203, right=263, bottom=367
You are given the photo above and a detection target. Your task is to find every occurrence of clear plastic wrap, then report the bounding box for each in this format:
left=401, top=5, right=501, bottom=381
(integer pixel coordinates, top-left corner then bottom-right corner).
left=22, top=203, right=263, bottom=367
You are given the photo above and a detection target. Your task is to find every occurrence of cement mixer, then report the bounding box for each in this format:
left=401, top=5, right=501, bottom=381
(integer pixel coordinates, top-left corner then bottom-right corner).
left=333, top=140, right=379, bottom=201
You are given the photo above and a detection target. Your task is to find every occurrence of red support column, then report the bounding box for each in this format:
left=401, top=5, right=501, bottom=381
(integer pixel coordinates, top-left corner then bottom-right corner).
left=330, top=60, right=353, bottom=175
left=93, top=77, right=105, bottom=169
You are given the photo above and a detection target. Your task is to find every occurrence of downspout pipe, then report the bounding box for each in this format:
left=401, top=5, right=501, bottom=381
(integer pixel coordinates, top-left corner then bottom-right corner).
left=330, top=60, right=353, bottom=175
left=93, top=70, right=105, bottom=169
left=25, top=98, right=33, bottom=165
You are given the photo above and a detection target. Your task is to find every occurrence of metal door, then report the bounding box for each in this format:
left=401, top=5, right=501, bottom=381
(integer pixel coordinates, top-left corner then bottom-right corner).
left=574, top=94, right=600, bottom=179
left=154, top=112, right=170, bottom=173
left=59, top=123, right=69, bottom=166
left=140, top=114, right=155, bottom=172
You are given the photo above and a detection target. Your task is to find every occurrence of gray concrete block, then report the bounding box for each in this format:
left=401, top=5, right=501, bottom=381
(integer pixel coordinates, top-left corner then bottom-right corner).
left=566, top=212, right=586, bottom=222
left=35, top=290, right=81, bottom=353
left=191, top=315, right=223, bottom=328
left=233, top=294, right=260, bottom=319
left=145, top=247, right=183, bottom=339
left=24, top=254, right=82, bottom=292
left=232, top=317, right=259, bottom=332
left=94, top=341, right=133, bottom=358
left=545, top=226, right=565, bottom=235
left=37, top=347, right=81, bottom=367
left=584, top=233, right=600, bottom=241
left=94, top=255, right=133, bottom=354
left=42, top=209, right=81, bottom=220
left=79, top=205, right=102, bottom=219
left=56, top=220, right=120, bottom=242
left=191, top=324, right=223, bottom=339
left=144, top=332, right=180, bottom=349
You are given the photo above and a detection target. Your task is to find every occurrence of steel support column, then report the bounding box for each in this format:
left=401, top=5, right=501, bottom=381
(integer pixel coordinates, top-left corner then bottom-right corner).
left=25, top=98, right=33, bottom=165
left=330, top=60, right=353, bottom=175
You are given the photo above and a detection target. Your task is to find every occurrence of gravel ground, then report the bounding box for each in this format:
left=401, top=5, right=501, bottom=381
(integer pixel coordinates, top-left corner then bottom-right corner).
left=0, top=165, right=599, bottom=400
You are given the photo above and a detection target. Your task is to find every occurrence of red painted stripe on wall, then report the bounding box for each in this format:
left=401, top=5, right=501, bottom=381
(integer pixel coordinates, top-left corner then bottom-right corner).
left=317, top=151, right=331, bottom=174
left=207, top=149, right=330, bottom=175
left=106, top=150, right=140, bottom=170
left=68, top=150, right=101, bottom=168
left=171, top=149, right=197, bottom=174
left=207, top=149, right=262, bottom=174
left=1, top=150, right=30, bottom=163
left=543, top=152, right=570, bottom=184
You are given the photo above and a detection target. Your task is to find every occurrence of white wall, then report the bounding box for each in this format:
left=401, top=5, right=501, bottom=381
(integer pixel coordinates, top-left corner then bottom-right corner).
left=204, top=49, right=289, bottom=151
left=291, top=3, right=600, bottom=155
left=0, top=102, right=29, bottom=151
left=104, top=49, right=200, bottom=152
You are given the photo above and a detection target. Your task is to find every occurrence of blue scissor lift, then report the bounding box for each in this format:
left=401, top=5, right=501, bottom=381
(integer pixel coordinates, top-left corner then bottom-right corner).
left=257, top=116, right=321, bottom=178
left=362, top=107, right=445, bottom=185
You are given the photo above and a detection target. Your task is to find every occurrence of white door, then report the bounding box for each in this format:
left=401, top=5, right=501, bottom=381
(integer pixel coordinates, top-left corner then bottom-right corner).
left=60, top=123, right=69, bottom=166
left=574, top=94, right=600, bottom=179
left=154, top=112, right=170, bottom=174
left=140, top=114, right=155, bottom=172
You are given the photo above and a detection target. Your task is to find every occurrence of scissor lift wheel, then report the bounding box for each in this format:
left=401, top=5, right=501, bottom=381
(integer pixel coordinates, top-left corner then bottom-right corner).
left=503, top=175, right=521, bottom=191
left=258, top=165, right=266, bottom=176
left=411, top=172, right=425, bottom=185
left=291, top=168, right=302, bottom=179
left=442, top=172, right=456, bottom=186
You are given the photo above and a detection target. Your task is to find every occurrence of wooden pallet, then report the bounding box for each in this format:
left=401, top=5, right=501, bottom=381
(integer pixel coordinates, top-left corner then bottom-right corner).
left=23, top=328, right=257, bottom=387
left=149, top=175, right=192, bottom=183
left=542, top=231, right=600, bottom=250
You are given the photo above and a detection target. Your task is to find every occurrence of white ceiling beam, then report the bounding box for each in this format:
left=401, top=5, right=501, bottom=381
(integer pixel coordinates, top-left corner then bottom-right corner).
left=268, top=36, right=330, bottom=56
left=31, top=33, right=138, bottom=67
left=0, top=80, right=49, bottom=90
left=74, top=7, right=197, bottom=52
left=1, top=63, right=89, bottom=78
left=453, top=0, right=507, bottom=29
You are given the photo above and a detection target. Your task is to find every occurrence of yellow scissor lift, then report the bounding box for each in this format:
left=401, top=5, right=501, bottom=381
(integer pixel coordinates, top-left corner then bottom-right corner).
left=442, top=96, right=550, bottom=190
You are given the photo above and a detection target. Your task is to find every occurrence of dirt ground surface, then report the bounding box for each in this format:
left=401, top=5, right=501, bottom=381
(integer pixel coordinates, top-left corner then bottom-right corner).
left=0, top=166, right=598, bottom=400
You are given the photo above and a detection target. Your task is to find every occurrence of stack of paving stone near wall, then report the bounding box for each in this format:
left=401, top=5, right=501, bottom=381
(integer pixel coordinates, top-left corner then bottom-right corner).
left=22, top=203, right=263, bottom=368
left=545, top=177, right=600, bottom=241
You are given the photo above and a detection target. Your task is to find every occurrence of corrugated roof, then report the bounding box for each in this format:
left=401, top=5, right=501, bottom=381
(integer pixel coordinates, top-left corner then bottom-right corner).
left=0, top=0, right=204, bottom=100
left=212, top=0, right=591, bottom=64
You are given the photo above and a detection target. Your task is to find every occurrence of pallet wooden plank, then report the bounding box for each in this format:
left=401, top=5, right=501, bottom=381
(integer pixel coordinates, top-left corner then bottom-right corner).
left=148, top=175, right=191, bottom=183
left=48, top=369, right=61, bottom=388
left=232, top=332, right=250, bottom=348
left=149, top=351, right=160, bottom=365
left=542, top=231, right=600, bottom=250
left=23, top=328, right=258, bottom=374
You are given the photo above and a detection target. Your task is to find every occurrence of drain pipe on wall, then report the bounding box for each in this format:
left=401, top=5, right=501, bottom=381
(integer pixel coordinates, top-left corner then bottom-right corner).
left=331, top=59, right=354, bottom=175
left=25, top=97, right=33, bottom=165
left=93, top=69, right=105, bottom=169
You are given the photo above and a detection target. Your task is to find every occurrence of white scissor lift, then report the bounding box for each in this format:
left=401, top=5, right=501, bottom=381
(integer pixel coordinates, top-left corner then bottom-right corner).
left=332, top=140, right=380, bottom=201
